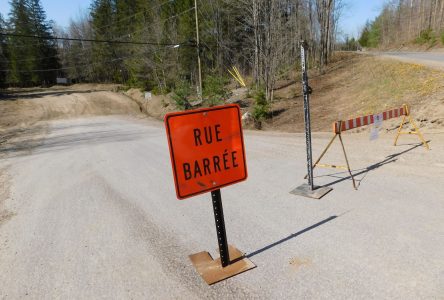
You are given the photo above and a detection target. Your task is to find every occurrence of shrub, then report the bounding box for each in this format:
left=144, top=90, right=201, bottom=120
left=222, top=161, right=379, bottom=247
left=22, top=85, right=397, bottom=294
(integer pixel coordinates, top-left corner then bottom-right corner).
left=415, top=29, right=435, bottom=45
left=172, top=81, right=191, bottom=110
left=251, top=88, right=269, bottom=129
left=203, top=75, right=229, bottom=107
left=151, top=85, right=170, bottom=95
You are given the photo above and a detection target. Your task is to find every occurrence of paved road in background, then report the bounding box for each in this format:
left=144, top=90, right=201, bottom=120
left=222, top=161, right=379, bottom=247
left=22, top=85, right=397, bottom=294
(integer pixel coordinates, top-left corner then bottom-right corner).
left=0, top=115, right=443, bottom=298
left=379, top=51, right=444, bottom=68
left=384, top=51, right=444, bottom=62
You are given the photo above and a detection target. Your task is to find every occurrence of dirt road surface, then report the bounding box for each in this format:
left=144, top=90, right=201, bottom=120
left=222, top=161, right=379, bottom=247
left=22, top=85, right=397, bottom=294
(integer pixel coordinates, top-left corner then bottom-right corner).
left=0, top=111, right=443, bottom=298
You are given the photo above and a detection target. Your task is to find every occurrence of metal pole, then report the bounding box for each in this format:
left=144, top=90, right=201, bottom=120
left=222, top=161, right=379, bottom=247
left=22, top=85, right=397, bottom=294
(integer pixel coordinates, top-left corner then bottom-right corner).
left=194, top=0, right=203, bottom=101
left=300, top=41, right=314, bottom=190
left=211, top=189, right=230, bottom=267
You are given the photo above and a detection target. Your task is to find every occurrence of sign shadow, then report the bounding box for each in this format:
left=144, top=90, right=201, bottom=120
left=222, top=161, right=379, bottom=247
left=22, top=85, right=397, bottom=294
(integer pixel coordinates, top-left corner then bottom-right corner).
left=247, top=215, right=340, bottom=259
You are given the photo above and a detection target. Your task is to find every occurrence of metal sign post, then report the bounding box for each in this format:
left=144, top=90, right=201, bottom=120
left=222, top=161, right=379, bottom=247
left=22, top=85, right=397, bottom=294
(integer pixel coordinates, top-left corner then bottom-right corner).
left=211, top=189, right=230, bottom=267
left=301, top=41, right=315, bottom=190
left=164, top=104, right=255, bottom=284
left=291, top=41, right=333, bottom=199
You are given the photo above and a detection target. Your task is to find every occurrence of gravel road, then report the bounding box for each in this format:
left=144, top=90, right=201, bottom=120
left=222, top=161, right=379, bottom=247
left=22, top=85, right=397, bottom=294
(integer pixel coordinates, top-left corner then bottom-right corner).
left=0, top=115, right=443, bottom=299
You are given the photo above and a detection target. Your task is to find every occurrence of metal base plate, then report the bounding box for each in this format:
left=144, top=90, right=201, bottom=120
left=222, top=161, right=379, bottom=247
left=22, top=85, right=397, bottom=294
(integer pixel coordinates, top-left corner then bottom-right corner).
left=290, top=183, right=333, bottom=199
left=189, top=245, right=256, bottom=285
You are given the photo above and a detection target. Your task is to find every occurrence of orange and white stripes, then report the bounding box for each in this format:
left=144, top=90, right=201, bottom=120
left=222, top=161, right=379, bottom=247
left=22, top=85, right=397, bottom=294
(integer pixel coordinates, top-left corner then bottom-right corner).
left=333, top=105, right=408, bottom=133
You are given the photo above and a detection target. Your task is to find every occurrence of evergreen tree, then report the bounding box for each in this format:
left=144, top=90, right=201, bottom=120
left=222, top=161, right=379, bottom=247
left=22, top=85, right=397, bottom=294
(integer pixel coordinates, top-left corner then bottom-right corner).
left=359, top=22, right=370, bottom=48
left=367, top=17, right=382, bottom=48
left=0, top=13, right=8, bottom=88
left=120, top=0, right=152, bottom=88
left=170, top=0, right=196, bottom=83
left=7, top=0, right=59, bottom=86
left=90, top=0, right=117, bottom=82
left=114, top=0, right=144, bottom=84
left=28, top=0, right=60, bottom=85
left=7, top=0, right=34, bottom=86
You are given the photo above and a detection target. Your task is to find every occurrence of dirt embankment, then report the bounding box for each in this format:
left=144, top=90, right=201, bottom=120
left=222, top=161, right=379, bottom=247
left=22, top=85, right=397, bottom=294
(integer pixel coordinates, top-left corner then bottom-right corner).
left=124, top=88, right=176, bottom=119
left=261, top=52, right=444, bottom=133
left=0, top=84, right=143, bottom=152
left=0, top=84, right=141, bottom=128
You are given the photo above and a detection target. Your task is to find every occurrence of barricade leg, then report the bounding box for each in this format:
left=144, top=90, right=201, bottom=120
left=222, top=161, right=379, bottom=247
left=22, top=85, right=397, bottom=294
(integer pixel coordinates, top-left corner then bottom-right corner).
left=394, top=114, right=429, bottom=150
left=338, top=134, right=357, bottom=190
left=303, top=132, right=357, bottom=190
left=408, top=116, right=430, bottom=150
left=394, top=115, right=406, bottom=146
left=304, top=134, right=338, bottom=179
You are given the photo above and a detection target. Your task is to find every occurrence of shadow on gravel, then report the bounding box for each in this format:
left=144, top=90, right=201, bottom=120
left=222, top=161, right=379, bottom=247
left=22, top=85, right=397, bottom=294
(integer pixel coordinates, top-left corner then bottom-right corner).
left=0, top=124, right=149, bottom=158
left=317, top=141, right=429, bottom=188
left=247, top=215, right=338, bottom=258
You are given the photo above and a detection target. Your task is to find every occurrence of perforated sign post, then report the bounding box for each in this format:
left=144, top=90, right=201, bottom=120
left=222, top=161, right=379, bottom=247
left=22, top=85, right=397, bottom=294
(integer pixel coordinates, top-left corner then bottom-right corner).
left=290, top=40, right=333, bottom=199
left=164, top=104, right=255, bottom=285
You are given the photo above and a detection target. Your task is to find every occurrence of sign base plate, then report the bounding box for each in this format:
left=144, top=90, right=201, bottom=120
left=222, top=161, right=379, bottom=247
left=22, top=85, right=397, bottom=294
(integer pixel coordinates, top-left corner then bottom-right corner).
left=290, top=183, right=333, bottom=199
left=189, top=245, right=256, bottom=285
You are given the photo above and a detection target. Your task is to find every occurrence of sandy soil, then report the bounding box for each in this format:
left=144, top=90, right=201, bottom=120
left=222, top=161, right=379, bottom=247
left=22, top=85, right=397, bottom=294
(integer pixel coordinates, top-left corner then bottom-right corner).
left=124, top=88, right=176, bottom=119
left=0, top=84, right=141, bottom=129
left=0, top=85, right=143, bottom=153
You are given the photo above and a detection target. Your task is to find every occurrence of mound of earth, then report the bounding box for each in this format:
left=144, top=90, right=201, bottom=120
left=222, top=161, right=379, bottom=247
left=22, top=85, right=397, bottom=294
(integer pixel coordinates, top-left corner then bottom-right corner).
left=0, top=85, right=143, bottom=149
left=0, top=86, right=141, bottom=130
left=124, top=88, right=177, bottom=119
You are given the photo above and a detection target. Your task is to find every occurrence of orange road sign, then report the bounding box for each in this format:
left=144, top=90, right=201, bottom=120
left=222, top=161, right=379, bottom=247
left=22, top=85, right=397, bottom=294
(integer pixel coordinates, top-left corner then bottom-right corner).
left=165, top=104, right=247, bottom=199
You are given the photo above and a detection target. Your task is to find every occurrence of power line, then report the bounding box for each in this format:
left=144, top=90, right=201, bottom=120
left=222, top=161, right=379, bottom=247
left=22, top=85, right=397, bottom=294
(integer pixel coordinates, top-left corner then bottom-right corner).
left=4, top=39, right=187, bottom=74
left=0, top=5, right=197, bottom=64
left=0, top=5, right=196, bottom=54
left=0, top=48, right=167, bottom=73
left=0, top=32, right=188, bottom=46
left=0, top=4, right=198, bottom=80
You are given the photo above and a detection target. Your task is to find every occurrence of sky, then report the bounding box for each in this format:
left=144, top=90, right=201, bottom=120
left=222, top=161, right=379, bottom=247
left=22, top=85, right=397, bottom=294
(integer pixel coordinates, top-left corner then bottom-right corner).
left=1, top=0, right=386, bottom=38
left=0, top=0, right=91, bottom=28
left=338, top=0, right=387, bottom=39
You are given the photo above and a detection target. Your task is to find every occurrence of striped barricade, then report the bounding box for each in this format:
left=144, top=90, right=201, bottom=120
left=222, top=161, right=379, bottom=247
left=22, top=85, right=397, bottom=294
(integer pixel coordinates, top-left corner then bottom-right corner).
left=308, top=104, right=429, bottom=190
left=333, top=106, right=407, bottom=133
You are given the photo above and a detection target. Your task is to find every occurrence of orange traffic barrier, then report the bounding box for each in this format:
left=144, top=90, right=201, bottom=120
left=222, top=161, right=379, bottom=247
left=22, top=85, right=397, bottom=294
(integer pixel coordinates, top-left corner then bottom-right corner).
left=308, top=104, right=429, bottom=189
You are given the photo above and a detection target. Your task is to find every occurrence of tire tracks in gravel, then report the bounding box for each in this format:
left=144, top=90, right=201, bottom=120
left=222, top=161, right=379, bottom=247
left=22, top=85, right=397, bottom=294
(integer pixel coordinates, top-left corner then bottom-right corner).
left=94, top=173, right=265, bottom=299
left=0, top=169, right=15, bottom=228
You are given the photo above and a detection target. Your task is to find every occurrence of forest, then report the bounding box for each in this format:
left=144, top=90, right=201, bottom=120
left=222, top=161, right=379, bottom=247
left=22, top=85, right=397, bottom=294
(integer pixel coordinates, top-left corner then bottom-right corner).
left=359, top=0, right=444, bottom=48
left=0, top=0, right=342, bottom=103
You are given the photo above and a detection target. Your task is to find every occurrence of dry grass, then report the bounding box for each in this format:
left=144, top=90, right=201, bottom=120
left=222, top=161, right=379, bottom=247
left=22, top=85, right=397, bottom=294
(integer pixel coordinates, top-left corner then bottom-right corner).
left=265, top=52, right=444, bottom=132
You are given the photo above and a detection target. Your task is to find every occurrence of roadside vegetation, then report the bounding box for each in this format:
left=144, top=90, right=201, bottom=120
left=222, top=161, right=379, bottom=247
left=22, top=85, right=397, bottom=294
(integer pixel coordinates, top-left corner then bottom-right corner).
left=1, top=0, right=342, bottom=105
left=122, top=52, right=444, bottom=133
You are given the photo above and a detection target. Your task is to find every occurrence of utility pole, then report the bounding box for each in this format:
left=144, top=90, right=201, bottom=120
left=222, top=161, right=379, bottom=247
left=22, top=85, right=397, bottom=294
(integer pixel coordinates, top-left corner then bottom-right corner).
left=194, top=0, right=203, bottom=101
